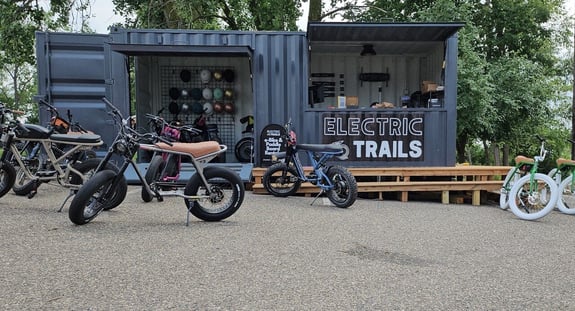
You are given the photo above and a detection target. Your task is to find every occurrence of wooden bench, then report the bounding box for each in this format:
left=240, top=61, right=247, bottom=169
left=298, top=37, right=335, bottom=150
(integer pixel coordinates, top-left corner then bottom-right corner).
left=251, top=166, right=511, bottom=206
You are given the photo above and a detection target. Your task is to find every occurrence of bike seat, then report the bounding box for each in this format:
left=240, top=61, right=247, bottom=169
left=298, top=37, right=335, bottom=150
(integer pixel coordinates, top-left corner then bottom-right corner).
left=557, top=158, right=575, bottom=167
left=514, top=155, right=534, bottom=165
left=298, top=142, right=344, bottom=153
left=155, top=141, right=221, bottom=158
left=50, top=133, right=102, bottom=144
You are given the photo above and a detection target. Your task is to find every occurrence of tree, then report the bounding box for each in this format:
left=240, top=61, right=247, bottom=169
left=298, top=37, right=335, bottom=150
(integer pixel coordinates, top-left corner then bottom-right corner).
left=0, top=0, right=74, bottom=113
left=112, top=0, right=303, bottom=31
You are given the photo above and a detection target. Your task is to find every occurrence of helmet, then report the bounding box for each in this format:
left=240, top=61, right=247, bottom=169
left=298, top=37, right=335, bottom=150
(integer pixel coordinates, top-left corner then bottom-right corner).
left=203, top=102, right=213, bottom=115
left=213, top=70, right=223, bottom=81
left=213, top=102, right=224, bottom=114
left=200, top=69, right=211, bottom=83
left=180, top=69, right=191, bottom=82
left=213, top=88, right=223, bottom=100
left=202, top=88, right=213, bottom=100
left=223, top=69, right=235, bottom=83
left=180, top=102, right=190, bottom=114
left=224, top=88, right=234, bottom=99
left=191, top=102, right=204, bottom=114
left=190, top=88, right=202, bottom=100
left=223, top=102, right=235, bottom=114
left=169, top=87, right=180, bottom=100
left=180, top=89, right=189, bottom=98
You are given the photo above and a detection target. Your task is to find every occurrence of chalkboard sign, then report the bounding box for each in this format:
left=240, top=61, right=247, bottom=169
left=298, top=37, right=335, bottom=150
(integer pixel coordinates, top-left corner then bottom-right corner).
left=259, top=124, right=286, bottom=167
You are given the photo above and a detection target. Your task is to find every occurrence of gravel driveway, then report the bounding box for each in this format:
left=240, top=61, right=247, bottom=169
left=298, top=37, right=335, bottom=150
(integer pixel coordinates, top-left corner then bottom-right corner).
left=1, top=186, right=574, bottom=310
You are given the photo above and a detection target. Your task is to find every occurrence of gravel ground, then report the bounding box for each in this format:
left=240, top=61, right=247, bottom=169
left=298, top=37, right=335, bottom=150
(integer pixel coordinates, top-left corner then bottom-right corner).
left=1, top=186, right=575, bottom=310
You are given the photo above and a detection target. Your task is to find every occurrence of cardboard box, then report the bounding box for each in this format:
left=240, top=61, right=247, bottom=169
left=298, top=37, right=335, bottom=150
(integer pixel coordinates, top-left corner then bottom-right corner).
left=345, top=96, right=358, bottom=108
left=421, top=80, right=438, bottom=93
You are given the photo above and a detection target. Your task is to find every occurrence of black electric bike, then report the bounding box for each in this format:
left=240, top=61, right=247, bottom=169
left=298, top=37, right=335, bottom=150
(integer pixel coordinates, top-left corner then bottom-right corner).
left=68, top=98, right=245, bottom=225
left=262, top=119, right=357, bottom=208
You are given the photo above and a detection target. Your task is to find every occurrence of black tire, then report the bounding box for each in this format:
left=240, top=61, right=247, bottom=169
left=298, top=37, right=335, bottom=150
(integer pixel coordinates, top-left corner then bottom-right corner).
left=184, top=167, right=245, bottom=221
left=68, top=170, right=118, bottom=225
left=12, top=157, right=40, bottom=195
left=69, top=158, right=128, bottom=210
left=262, top=163, right=301, bottom=197
left=142, top=155, right=165, bottom=202
left=234, top=137, right=254, bottom=163
left=0, top=161, right=16, bottom=199
left=326, top=165, right=357, bottom=208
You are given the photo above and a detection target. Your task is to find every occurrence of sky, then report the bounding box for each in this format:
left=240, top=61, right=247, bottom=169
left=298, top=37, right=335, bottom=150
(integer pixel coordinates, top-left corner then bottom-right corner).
left=87, top=0, right=574, bottom=34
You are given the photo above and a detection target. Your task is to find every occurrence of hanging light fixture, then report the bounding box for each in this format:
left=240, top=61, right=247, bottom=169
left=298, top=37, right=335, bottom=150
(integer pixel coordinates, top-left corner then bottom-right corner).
left=360, top=44, right=376, bottom=56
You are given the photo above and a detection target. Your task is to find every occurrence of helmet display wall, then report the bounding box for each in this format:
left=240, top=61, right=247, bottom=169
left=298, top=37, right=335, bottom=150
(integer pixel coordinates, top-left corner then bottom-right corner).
left=159, top=66, right=239, bottom=160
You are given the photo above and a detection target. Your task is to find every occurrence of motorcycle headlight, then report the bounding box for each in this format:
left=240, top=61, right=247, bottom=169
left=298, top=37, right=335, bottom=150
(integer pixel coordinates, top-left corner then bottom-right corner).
left=114, top=139, right=128, bottom=153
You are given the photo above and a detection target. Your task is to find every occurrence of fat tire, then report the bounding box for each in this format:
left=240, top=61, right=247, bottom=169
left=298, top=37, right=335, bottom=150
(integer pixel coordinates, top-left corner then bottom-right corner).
left=499, top=168, right=521, bottom=210
left=69, top=170, right=117, bottom=225
left=69, top=158, right=128, bottom=210
left=184, top=167, right=244, bottom=221
left=508, top=173, right=558, bottom=221
left=557, top=175, right=575, bottom=214
left=262, top=163, right=301, bottom=197
left=142, top=155, right=165, bottom=202
left=234, top=137, right=253, bottom=163
left=0, top=161, right=16, bottom=198
left=326, top=165, right=358, bottom=208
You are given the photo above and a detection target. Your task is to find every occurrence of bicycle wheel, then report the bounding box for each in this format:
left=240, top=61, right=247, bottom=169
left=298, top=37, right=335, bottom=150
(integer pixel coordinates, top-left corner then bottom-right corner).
left=262, top=163, right=301, bottom=197
left=184, top=166, right=245, bottom=221
left=557, top=175, right=575, bottom=214
left=68, top=170, right=118, bottom=225
left=0, top=161, right=16, bottom=199
left=234, top=137, right=254, bottom=163
left=499, top=168, right=520, bottom=210
left=141, top=155, right=165, bottom=202
left=508, top=173, right=558, bottom=220
left=326, top=165, right=358, bottom=208
left=12, top=157, right=40, bottom=195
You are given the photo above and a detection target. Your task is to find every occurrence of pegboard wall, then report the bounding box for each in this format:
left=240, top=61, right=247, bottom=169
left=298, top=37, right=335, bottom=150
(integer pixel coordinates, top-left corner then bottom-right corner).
left=159, top=66, right=238, bottom=160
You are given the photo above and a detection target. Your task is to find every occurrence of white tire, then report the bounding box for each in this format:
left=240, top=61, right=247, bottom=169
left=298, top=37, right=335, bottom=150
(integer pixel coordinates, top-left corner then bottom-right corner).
left=508, top=173, right=558, bottom=221
left=557, top=175, right=575, bottom=214
left=500, top=168, right=520, bottom=210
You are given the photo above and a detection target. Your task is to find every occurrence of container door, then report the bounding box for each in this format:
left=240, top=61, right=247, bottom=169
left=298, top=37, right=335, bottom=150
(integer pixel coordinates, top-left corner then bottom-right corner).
left=35, top=32, right=129, bottom=155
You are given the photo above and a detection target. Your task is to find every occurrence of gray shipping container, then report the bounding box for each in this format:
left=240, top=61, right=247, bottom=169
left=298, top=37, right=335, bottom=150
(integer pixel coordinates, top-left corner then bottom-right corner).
left=35, top=22, right=463, bottom=168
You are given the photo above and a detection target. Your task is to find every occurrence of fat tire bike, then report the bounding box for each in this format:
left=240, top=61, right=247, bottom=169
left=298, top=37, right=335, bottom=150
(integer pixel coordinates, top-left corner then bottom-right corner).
left=262, top=118, right=357, bottom=208
left=0, top=101, right=124, bottom=212
left=68, top=98, right=245, bottom=226
left=500, top=135, right=559, bottom=220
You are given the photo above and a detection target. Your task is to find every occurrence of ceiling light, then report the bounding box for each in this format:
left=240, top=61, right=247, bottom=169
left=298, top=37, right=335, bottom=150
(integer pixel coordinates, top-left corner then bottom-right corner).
left=360, top=44, right=376, bottom=56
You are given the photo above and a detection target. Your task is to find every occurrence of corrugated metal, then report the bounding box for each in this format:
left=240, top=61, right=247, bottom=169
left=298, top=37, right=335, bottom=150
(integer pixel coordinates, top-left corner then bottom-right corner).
left=35, top=32, right=129, bottom=155
left=36, top=25, right=459, bottom=167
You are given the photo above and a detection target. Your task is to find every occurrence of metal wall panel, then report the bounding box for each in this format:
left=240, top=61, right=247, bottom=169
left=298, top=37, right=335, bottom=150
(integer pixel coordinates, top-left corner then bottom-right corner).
left=35, top=32, right=129, bottom=155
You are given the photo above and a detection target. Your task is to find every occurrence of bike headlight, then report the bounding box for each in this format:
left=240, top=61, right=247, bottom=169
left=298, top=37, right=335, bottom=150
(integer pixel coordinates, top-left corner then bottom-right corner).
left=114, top=139, right=128, bottom=153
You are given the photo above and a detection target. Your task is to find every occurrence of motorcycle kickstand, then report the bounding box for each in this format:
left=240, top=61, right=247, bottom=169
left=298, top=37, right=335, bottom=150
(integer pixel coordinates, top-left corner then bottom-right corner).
left=310, top=189, right=325, bottom=206
left=57, top=190, right=76, bottom=212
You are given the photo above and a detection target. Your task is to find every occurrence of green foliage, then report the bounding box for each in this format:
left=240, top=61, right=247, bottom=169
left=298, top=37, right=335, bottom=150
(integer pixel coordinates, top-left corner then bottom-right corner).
left=112, top=0, right=302, bottom=30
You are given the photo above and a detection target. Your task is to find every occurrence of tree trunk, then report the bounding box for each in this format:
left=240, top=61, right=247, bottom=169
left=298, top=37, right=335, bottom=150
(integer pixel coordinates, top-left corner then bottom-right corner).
left=456, top=135, right=468, bottom=163
left=309, top=0, right=322, bottom=22
left=492, top=143, right=500, bottom=166
left=502, top=143, right=509, bottom=166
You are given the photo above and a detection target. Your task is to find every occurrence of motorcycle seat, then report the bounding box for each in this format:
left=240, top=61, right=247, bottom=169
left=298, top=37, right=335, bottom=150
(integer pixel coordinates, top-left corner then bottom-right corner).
left=50, top=133, right=102, bottom=144
left=155, top=140, right=222, bottom=158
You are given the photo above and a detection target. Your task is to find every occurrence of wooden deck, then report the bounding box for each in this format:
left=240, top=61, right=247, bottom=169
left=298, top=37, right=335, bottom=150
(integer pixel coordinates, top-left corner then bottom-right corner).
left=251, top=165, right=512, bottom=206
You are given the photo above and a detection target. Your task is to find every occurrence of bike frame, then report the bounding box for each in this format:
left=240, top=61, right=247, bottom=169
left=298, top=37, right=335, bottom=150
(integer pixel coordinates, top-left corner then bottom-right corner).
left=276, top=136, right=346, bottom=192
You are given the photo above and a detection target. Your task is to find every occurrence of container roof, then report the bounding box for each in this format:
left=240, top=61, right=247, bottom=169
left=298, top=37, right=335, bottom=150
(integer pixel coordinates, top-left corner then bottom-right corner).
left=307, top=22, right=464, bottom=55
